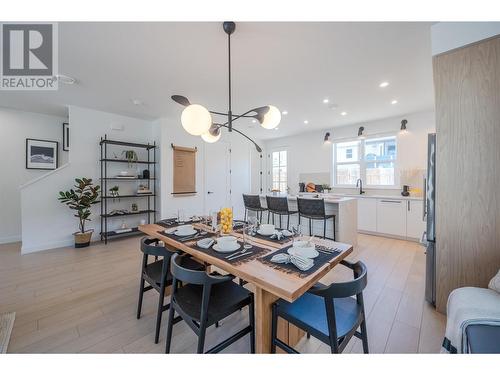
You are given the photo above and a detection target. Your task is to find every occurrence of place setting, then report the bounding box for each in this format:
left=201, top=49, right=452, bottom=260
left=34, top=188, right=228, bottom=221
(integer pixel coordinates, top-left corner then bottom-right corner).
left=258, top=235, right=341, bottom=278
left=158, top=223, right=212, bottom=243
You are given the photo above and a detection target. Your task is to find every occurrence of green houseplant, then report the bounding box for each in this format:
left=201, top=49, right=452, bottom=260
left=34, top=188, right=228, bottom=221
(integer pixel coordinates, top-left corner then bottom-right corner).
left=58, top=178, right=100, bottom=248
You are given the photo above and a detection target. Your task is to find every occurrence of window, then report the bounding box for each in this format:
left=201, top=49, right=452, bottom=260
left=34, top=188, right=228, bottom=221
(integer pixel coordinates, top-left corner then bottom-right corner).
left=333, top=135, right=397, bottom=187
left=271, top=150, right=287, bottom=192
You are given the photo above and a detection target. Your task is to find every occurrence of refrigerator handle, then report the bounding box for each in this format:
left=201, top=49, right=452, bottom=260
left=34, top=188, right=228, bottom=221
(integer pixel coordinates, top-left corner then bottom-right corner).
left=422, top=177, right=427, bottom=221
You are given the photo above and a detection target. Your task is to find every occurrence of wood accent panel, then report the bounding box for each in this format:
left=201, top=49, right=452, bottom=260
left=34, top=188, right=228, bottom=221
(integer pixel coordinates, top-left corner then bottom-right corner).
left=433, top=36, right=500, bottom=313
left=172, top=145, right=196, bottom=194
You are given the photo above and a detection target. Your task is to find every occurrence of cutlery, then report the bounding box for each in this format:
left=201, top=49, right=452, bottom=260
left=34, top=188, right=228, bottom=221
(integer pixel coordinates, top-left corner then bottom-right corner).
left=225, top=247, right=246, bottom=259
left=227, top=250, right=253, bottom=261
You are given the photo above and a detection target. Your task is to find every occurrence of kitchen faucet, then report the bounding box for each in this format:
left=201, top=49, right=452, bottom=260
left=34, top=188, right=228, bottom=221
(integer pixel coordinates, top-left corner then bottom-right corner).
left=356, top=178, right=365, bottom=195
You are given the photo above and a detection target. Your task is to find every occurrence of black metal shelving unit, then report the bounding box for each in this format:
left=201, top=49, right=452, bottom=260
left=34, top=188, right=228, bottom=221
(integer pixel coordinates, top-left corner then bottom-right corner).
left=99, top=135, right=157, bottom=244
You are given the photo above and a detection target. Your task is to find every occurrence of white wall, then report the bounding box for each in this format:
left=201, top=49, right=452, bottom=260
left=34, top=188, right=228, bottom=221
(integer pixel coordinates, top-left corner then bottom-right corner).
left=20, top=106, right=157, bottom=253
left=431, top=22, right=500, bottom=56
left=157, top=117, right=262, bottom=221
left=0, top=107, right=68, bottom=244
left=263, top=110, right=435, bottom=195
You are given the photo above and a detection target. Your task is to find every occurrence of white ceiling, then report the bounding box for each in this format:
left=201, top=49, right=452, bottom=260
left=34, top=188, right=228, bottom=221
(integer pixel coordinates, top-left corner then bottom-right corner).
left=0, top=22, right=435, bottom=140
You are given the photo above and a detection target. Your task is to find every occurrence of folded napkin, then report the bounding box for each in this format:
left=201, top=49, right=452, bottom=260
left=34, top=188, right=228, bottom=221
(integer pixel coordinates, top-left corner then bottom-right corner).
left=270, top=231, right=284, bottom=241
left=270, top=253, right=314, bottom=271
left=196, top=238, right=214, bottom=249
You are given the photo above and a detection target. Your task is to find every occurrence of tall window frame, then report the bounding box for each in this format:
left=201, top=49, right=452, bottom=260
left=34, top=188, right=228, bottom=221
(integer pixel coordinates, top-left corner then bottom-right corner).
left=270, top=148, right=288, bottom=193
left=332, top=134, right=399, bottom=189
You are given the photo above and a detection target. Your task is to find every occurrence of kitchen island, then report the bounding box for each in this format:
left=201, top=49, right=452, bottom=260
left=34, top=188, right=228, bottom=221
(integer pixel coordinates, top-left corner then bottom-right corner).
left=259, top=194, right=358, bottom=245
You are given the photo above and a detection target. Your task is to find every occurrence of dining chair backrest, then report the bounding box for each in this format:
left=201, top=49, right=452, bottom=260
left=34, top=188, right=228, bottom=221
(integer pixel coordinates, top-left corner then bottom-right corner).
left=309, top=260, right=368, bottom=299
left=297, top=197, right=326, bottom=217
left=266, top=196, right=289, bottom=213
left=243, top=194, right=262, bottom=210
left=140, top=237, right=175, bottom=258
left=170, top=253, right=233, bottom=286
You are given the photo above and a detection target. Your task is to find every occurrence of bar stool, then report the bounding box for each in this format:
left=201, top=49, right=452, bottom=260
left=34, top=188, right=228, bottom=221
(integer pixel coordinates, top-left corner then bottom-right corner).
left=136, top=237, right=205, bottom=344
left=266, top=196, right=298, bottom=230
left=297, top=198, right=336, bottom=240
left=242, top=194, right=267, bottom=223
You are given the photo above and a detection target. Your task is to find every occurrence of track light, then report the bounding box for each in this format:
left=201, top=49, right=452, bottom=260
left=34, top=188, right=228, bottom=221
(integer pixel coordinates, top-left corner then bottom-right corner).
left=358, top=126, right=365, bottom=139
left=400, top=119, right=408, bottom=132
left=324, top=132, right=331, bottom=144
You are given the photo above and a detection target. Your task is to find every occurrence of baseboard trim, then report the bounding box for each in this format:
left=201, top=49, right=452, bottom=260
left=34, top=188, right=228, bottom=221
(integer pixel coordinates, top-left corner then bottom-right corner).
left=21, top=239, right=74, bottom=254
left=0, top=235, right=22, bottom=245
left=358, top=230, right=419, bottom=242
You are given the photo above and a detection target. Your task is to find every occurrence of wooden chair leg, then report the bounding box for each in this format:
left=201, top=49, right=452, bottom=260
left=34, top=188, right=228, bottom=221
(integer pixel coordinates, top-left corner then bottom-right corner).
left=268, top=211, right=270, bottom=224
left=197, top=325, right=207, bottom=354
left=333, top=217, right=336, bottom=241
left=249, top=297, right=256, bottom=354
left=136, top=277, right=145, bottom=319
left=244, top=208, right=247, bottom=222
left=323, top=218, right=327, bottom=239
left=309, top=218, right=312, bottom=236
left=287, top=214, right=290, bottom=230
left=271, top=304, right=278, bottom=354
left=360, top=318, right=369, bottom=353
left=307, top=332, right=311, bottom=339
left=279, top=214, right=282, bottom=229
left=164, top=305, right=176, bottom=353
left=155, top=286, right=165, bottom=344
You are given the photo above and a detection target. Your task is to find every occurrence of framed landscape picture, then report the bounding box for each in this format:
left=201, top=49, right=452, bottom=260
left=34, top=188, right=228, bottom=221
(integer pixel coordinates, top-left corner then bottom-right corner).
left=62, top=122, right=69, bottom=151
left=26, top=139, right=58, bottom=170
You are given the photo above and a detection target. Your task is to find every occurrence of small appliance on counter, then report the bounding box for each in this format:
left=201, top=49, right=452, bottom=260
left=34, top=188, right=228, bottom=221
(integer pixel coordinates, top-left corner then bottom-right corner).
left=299, top=182, right=305, bottom=192
left=401, top=185, right=410, bottom=196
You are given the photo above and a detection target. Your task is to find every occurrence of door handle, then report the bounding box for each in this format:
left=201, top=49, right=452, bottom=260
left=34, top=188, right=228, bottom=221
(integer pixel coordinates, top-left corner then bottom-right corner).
left=207, top=191, right=214, bottom=194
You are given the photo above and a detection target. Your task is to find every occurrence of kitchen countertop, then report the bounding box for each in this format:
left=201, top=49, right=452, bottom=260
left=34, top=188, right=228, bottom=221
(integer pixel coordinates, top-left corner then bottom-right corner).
left=259, top=194, right=356, bottom=204
left=294, top=192, right=423, bottom=201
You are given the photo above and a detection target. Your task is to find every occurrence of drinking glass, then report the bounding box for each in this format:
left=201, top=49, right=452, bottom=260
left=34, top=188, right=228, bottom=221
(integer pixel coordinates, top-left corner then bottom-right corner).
left=243, top=224, right=253, bottom=249
left=177, top=209, right=187, bottom=223
left=247, top=210, right=259, bottom=234
left=292, top=224, right=303, bottom=242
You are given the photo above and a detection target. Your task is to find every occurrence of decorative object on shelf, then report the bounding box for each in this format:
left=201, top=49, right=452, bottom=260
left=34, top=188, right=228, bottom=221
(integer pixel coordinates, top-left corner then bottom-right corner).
left=299, top=182, right=306, bottom=193
left=139, top=219, right=146, bottom=225
left=323, top=132, right=331, bottom=144
left=219, top=207, right=233, bottom=235
left=401, top=185, right=410, bottom=197
left=322, top=184, right=332, bottom=193
left=172, top=144, right=197, bottom=194
left=121, top=150, right=138, bottom=167
left=108, top=209, right=129, bottom=216
left=109, top=185, right=120, bottom=201
left=142, top=169, right=150, bottom=179
left=121, top=220, right=128, bottom=229
left=137, top=184, right=152, bottom=195
left=306, top=182, right=316, bottom=192
left=26, top=138, right=58, bottom=170
left=131, top=203, right=138, bottom=212
left=58, top=178, right=100, bottom=248
left=62, top=122, right=69, bottom=151
left=171, top=22, right=280, bottom=153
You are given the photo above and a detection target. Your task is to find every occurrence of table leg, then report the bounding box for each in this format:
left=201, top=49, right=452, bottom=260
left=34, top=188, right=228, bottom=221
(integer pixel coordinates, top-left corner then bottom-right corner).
left=254, top=286, right=278, bottom=353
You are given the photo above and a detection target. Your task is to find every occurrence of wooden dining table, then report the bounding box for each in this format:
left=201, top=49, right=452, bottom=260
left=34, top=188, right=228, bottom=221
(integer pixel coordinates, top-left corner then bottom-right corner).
left=139, top=222, right=353, bottom=353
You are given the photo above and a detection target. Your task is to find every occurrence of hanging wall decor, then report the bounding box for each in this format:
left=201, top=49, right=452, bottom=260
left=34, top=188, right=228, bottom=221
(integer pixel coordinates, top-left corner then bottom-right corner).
left=62, top=122, right=70, bottom=151
left=26, top=138, right=58, bottom=170
left=172, top=144, right=197, bottom=195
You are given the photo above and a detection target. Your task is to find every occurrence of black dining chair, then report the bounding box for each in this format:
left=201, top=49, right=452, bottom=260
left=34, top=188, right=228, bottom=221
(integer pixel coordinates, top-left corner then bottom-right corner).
left=297, top=197, right=336, bottom=240
left=243, top=194, right=267, bottom=223
left=271, top=260, right=369, bottom=354
left=165, top=253, right=255, bottom=353
left=266, top=196, right=298, bottom=230
left=136, top=237, right=205, bottom=344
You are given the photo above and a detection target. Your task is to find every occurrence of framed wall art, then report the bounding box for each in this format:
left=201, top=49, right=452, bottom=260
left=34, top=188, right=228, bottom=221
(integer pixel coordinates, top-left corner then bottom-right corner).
left=26, top=138, right=59, bottom=170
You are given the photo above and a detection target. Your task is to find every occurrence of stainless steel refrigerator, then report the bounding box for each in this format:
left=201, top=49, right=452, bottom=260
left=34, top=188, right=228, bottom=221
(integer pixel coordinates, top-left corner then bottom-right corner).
left=423, top=133, right=436, bottom=305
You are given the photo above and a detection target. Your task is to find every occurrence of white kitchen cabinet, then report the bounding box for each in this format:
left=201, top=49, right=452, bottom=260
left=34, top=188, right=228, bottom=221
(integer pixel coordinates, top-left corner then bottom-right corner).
left=376, top=198, right=407, bottom=237
left=406, top=199, right=426, bottom=240
left=357, top=197, right=377, bottom=232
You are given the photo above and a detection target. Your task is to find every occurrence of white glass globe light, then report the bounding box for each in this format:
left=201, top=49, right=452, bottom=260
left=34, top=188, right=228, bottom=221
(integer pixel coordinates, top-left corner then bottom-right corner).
left=181, top=104, right=212, bottom=136
left=201, top=126, right=221, bottom=143
left=260, top=105, right=281, bottom=129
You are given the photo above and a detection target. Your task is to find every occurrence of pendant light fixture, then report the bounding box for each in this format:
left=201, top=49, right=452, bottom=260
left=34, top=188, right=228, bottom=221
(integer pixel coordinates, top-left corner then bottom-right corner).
left=171, top=22, right=281, bottom=152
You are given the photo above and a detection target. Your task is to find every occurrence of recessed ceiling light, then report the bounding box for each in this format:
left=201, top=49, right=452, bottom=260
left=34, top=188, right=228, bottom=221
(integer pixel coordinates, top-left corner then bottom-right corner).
left=379, top=81, right=389, bottom=88
left=341, top=112, right=347, bottom=116
left=323, top=98, right=329, bottom=104
left=252, top=119, right=257, bottom=123
left=391, top=100, right=398, bottom=105
left=282, top=110, right=288, bottom=115
left=53, top=74, right=76, bottom=85
left=304, top=120, right=309, bottom=124
left=131, top=99, right=144, bottom=106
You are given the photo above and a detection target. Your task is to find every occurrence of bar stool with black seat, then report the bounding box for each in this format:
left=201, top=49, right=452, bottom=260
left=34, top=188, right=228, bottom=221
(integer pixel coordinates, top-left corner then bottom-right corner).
left=266, top=195, right=298, bottom=230
left=297, top=197, right=336, bottom=240
left=242, top=194, right=267, bottom=223
left=271, top=260, right=369, bottom=354
left=165, top=253, right=255, bottom=354
left=136, top=237, right=205, bottom=344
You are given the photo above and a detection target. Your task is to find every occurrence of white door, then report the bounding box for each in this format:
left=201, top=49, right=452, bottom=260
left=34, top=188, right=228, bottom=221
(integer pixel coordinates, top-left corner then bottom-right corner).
left=358, top=197, right=377, bottom=232
left=204, top=141, right=230, bottom=214
left=376, top=198, right=407, bottom=237
left=406, top=199, right=426, bottom=240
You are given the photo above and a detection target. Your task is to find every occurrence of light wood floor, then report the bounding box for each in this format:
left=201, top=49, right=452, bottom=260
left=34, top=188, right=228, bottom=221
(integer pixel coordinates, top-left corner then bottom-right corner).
left=0, top=234, right=445, bottom=353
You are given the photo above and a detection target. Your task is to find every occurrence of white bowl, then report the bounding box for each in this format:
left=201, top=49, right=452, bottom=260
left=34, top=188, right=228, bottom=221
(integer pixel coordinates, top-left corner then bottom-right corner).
left=216, top=236, right=238, bottom=250
left=175, top=225, right=195, bottom=236
left=259, top=224, right=275, bottom=235
left=288, top=243, right=319, bottom=258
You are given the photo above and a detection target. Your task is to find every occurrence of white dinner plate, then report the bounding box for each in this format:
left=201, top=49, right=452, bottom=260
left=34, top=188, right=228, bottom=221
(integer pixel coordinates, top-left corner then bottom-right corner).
left=287, top=246, right=319, bottom=259
left=213, top=243, right=240, bottom=253
left=174, top=228, right=197, bottom=236
left=257, top=229, right=275, bottom=236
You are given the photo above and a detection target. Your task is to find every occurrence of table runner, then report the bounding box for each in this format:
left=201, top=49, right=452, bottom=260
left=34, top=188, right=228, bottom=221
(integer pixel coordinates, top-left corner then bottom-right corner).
left=258, top=244, right=341, bottom=278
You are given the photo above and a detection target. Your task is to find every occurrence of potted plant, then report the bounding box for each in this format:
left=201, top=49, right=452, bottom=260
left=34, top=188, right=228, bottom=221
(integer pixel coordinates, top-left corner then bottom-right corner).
left=322, top=184, right=332, bottom=193
left=58, top=178, right=100, bottom=248
left=122, top=150, right=138, bottom=167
